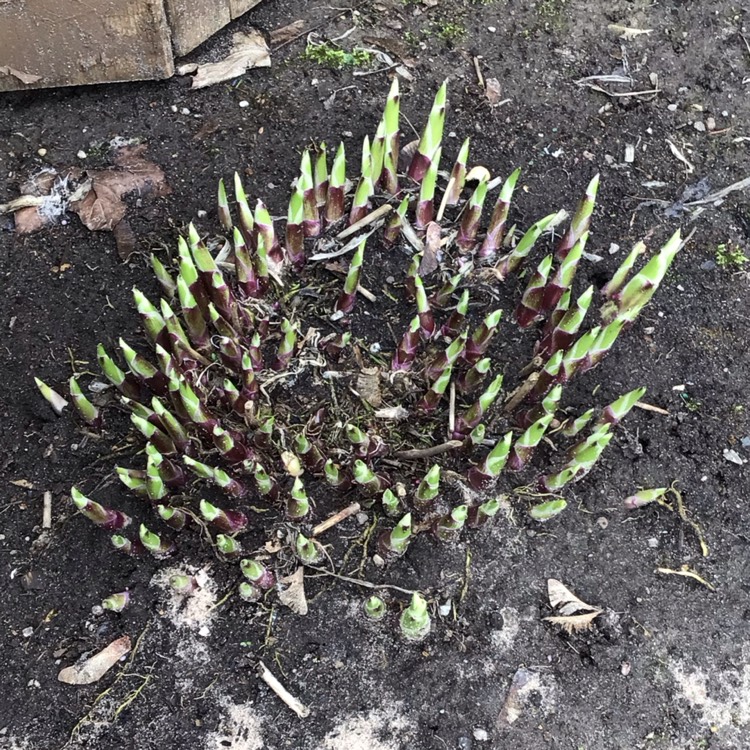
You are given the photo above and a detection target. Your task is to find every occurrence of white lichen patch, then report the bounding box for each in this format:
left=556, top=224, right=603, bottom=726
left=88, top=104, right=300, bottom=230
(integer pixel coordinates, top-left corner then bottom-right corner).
left=322, top=702, right=415, bottom=750
left=205, top=698, right=265, bottom=750
left=150, top=565, right=217, bottom=633
left=671, top=657, right=750, bottom=735
left=489, top=606, right=521, bottom=653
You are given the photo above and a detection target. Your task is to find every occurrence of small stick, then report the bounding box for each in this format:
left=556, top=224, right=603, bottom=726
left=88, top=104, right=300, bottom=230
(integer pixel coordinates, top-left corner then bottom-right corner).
left=356, top=284, right=377, bottom=303
left=258, top=661, right=310, bottom=718
left=448, top=382, right=456, bottom=436
left=395, top=440, right=463, bottom=459
left=473, top=56, right=485, bottom=89
left=42, top=490, right=52, bottom=529
left=336, top=204, right=392, bottom=241
left=305, top=565, right=418, bottom=595
left=503, top=372, right=539, bottom=413
left=634, top=401, right=669, bottom=416
left=312, top=502, right=361, bottom=537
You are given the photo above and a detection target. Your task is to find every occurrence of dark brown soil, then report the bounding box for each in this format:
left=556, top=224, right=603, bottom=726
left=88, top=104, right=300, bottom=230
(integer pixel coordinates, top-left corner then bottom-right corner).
left=2, top=1, right=750, bottom=749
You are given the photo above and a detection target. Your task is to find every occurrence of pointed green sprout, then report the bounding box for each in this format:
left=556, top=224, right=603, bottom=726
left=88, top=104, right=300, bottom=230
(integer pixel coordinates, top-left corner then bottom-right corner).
left=561, top=408, right=595, bottom=437
left=556, top=173, right=599, bottom=260
left=199, top=499, right=248, bottom=533
left=217, top=177, right=232, bottom=231
left=464, top=309, right=503, bottom=364
left=349, top=136, right=374, bottom=224
left=440, top=137, right=470, bottom=213
left=326, top=142, right=347, bottom=224
left=133, top=287, right=166, bottom=347
left=68, top=377, right=100, bottom=427
left=111, top=534, right=136, bottom=554
left=457, top=178, right=489, bottom=251
left=415, top=146, right=441, bottom=229
left=601, top=242, right=646, bottom=300
left=139, top=523, right=173, bottom=558
left=467, top=431, right=513, bottom=490
left=515, top=254, right=553, bottom=328
left=216, top=533, right=242, bottom=558
left=170, top=574, right=198, bottom=595
left=35, top=377, right=68, bottom=416
left=383, top=195, right=409, bottom=245
left=239, top=581, right=261, bottom=603
left=72, top=486, right=130, bottom=530
left=151, top=253, right=176, bottom=299
left=102, top=592, right=130, bottom=613
left=157, top=504, right=187, bottom=531
left=508, top=413, right=555, bottom=471
left=400, top=593, right=431, bottom=641
left=457, top=356, right=491, bottom=394
left=408, top=81, right=447, bottom=181
left=364, top=595, right=387, bottom=621
left=425, top=331, right=467, bottom=382
left=295, top=533, right=323, bottom=564
left=352, top=459, right=384, bottom=495
left=434, top=504, right=468, bottom=542
left=287, top=477, right=310, bottom=519
left=538, top=285, right=594, bottom=358
left=529, top=499, right=568, bottom=521
left=599, top=387, right=646, bottom=426
left=468, top=496, right=504, bottom=528
left=415, top=464, right=441, bottom=507
left=382, top=488, right=400, bottom=517
left=479, top=167, right=521, bottom=258
left=241, top=559, right=275, bottom=589
left=453, top=374, right=504, bottom=438
left=624, top=487, right=669, bottom=510
left=417, top=363, right=453, bottom=412
left=440, top=288, right=470, bottom=338
left=334, top=239, right=365, bottom=315
left=541, top=231, right=587, bottom=314
left=116, top=466, right=147, bottom=496
left=495, top=211, right=560, bottom=279
left=381, top=513, right=412, bottom=556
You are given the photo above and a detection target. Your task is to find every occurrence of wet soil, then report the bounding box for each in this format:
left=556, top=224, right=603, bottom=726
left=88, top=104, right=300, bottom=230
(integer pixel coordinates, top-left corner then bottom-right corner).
left=2, top=1, right=750, bottom=749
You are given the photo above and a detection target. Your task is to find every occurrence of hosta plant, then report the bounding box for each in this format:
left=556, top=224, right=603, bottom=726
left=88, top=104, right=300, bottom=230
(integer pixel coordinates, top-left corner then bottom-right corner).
left=47, top=80, right=682, bottom=619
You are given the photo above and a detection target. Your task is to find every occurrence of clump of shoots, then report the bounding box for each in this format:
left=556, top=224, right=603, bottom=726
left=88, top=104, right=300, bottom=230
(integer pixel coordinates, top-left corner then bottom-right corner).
left=102, top=592, right=130, bottom=613
left=400, top=593, right=431, bottom=641
left=364, top=595, right=387, bottom=621
left=51, top=83, right=681, bottom=613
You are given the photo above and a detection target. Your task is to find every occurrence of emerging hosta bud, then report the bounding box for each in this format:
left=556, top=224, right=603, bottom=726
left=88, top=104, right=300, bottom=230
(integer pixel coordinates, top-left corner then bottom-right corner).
left=381, top=488, right=400, bottom=517
left=69, top=377, right=101, bottom=428
left=352, top=460, right=387, bottom=496
left=453, top=374, right=504, bottom=439
left=170, top=574, right=198, bottom=595
left=323, top=459, right=350, bottom=490
left=199, top=499, right=248, bottom=533
left=515, top=255, right=553, bottom=328
left=241, top=559, right=275, bottom=589
left=364, top=595, right=387, bottom=621
left=555, top=174, right=599, bottom=260
left=295, top=533, right=323, bottom=564
left=392, top=316, right=422, bottom=371
left=157, top=505, right=187, bottom=531
left=598, top=387, right=646, bottom=426
left=507, top=414, right=555, bottom=472
left=467, top=496, right=504, bottom=528
left=440, top=137, right=470, bottom=211
left=457, top=178, right=488, bottom=251
left=325, top=142, right=346, bottom=224
left=415, top=464, right=441, bottom=508
left=495, top=212, right=560, bottom=279
left=151, top=253, right=176, bottom=299
left=433, top=504, right=468, bottom=542
left=110, top=534, right=142, bottom=555
left=561, top=408, right=595, bottom=438
left=400, top=593, right=431, bottom=641
left=456, top=357, right=491, bottom=395
left=287, top=477, right=310, bottom=520
left=215, top=533, right=241, bottom=558
left=408, top=81, right=447, bottom=182
left=467, top=432, right=513, bottom=490
left=35, top=377, right=68, bottom=416
left=253, top=462, right=279, bottom=501
left=478, top=168, right=521, bottom=259
left=72, top=487, right=130, bottom=530
left=334, top=239, right=366, bottom=315
left=624, top=487, right=668, bottom=510
left=239, top=581, right=261, bottom=603
left=378, top=513, right=412, bottom=557
left=139, top=524, right=174, bottom=558
left=102, top=591, right=130, bottom=613
left=425, top=331, right=467, bottom=382
left=463, top=310, right=502, bottom=365
left=416, top=364, right=453, bottom=412
left=414, top=276, right=436, bottom=340
left=529, top=498, right=567, bottom=521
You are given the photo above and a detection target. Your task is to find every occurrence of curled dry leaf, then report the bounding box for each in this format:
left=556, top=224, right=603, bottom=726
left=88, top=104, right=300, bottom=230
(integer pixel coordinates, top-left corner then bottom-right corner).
left=418, top=222, right=441, bottom=277
left=277, top=567, right=308, bottom=615
left=544, top=578, right=603, bottom=633
left=270, top=20, right=305, bottom=46
left=608, top=24, right=653, bottom=40
left=58, top=635, right=131, bottom=685
left=357, top=367, right=382, bottom=407
left=373, top=405, right=409, bottom=421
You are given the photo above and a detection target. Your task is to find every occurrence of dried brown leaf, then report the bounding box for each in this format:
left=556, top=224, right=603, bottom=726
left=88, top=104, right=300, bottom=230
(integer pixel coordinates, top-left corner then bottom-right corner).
left=270, top=20, right=305, bottom=45
left=357, top=367, right=382, bottom=407
left=418, top=222, right=441, bottom=276
left=58, top=635, right=131, bottom=685
left=547, top=578, right=600, bottom=615
left=543, top=611, right=601, bottom=634
left=10, top=479, right=34, bottom=489
left=278, top=567, right=308, bottom=615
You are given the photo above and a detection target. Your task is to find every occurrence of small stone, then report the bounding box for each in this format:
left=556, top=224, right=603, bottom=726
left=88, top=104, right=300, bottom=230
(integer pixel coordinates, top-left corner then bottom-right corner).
left=740, top=436, right=750, bottom=449
left=693, top=121, right=706, bottom=132
left=706, top=116, right=716, bottom=131
left=624, top=144, right=635, bottom=163
left=608, top=243, right=620, bottom=255
left=723, top=448, right=747, bottom=465
left=197, top=209, right=207, bottom=218
left=37, top=148, right=47, bottom=157
left=369, top=342, right=381, bottom=354
left=22, top=626, right=34, bottom=638
left=356, top=512, right=368, bottom=525
left=667, top=103, right=678, bottom=112
left=170, top=105, right=178, bottom=113
left=239, top=100, right=250, bottom=108
left=181, top=107, right=191, bottom=115
left=438, top=601, right=451, bottom=617
left=342, top=130, right=353, bottom=138
left=458, top=738, right=472, bottom=750
left=91, top=604, right=103, bottom=616
left=596, top=516, right=609, bottom=530
left=621, top=661, right=631, bottom=676
left=700, top=260, right=716, bottom=271
left=487, top=26, right=496, bottom=32
left=77, top=150, right=87, bottom=159
left=647, top=537, right=659, bottom=548
left=198, top=625, right=210, bottom=637
left=722, top=110, right=729, bottom=117
left=372, top=554, right=385, bottom=568
left=473, top=728, right=489, bottom=742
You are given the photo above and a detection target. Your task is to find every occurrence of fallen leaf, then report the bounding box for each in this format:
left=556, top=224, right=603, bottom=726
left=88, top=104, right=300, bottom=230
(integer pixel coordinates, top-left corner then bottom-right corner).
left=270, top=20, right=305, bottom=45
left=113, top=220, right=137, bottom=261
left=543, top=611, right=601, bottom=634
left=484, top=77, right=503, bottom=106
left=264, top=539, right=283, bottom=554
left=357, top=367, right=382, bottom=407
left=418, top=222, right=441, bottom=276
left=547, top=579, right=600, bottom=615
left=10, top=479, right=34, bottom=489
left=373, top=405, right=409, bottom=421
left=178, top=30, right=271, bottom=89
left=608, top=24, right=653, bottom=40
left=58, top=635, right=131, bottom=685
left=277, top=567, right=308, bottom=615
